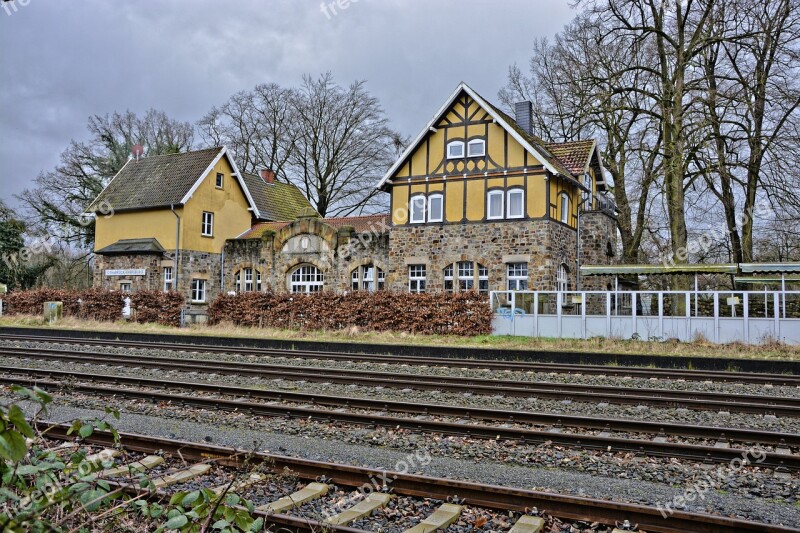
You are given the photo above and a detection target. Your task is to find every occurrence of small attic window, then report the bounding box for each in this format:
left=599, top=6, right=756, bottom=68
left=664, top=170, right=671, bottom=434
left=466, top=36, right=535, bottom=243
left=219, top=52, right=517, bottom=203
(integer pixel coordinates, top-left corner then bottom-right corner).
left=215, top=172, right=224, bottom=189
left=467, top=139, right=485, bottom=157
left=447, top=141, right=464, bottom=159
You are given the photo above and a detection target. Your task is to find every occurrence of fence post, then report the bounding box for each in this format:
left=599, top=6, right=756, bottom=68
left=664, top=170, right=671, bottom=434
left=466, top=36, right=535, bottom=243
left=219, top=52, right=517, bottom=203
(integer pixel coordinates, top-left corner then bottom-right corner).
left=658, top=292, right=663, bottom=339
left=557, top=292, right=563, bottom=338
left=605, top=292, right=611, bottom=337
left=581, top=291, right=586, bottom=339
left=631, top=292, right=637, bottom=338
left=511, top=291, right=517, bottom=337
left=685, top=292, right=691, bottom=341
left=774, top=292, right=781, bottom=340
left=533, top=292, right=539, bottom=338
left=713, top=292, right=719, bottom=344
left=743, top=292, right=749, bottom=344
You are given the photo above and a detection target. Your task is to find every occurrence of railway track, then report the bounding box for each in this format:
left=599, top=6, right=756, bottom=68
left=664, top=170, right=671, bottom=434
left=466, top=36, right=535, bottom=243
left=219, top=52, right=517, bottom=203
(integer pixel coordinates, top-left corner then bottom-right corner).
left=2, top=344, right=799, bottom=417
left=34, top=422, right=797, bottom=533
left=2, top=332, right=799, bottom=385
left=3, top=368, right=799, bottom=470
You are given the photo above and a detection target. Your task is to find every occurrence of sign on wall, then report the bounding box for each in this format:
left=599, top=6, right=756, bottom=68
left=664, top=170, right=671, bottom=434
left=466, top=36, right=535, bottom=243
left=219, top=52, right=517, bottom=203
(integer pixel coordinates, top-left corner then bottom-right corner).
left=105, top=269, right=146, bottom=277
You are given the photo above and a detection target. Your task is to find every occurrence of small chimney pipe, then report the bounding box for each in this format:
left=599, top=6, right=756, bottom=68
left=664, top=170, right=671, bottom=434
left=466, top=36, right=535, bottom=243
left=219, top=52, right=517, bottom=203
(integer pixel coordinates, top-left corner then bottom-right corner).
left=514, top=101, right=534, bottom=136
left=260, top=168, right=275, bottom=184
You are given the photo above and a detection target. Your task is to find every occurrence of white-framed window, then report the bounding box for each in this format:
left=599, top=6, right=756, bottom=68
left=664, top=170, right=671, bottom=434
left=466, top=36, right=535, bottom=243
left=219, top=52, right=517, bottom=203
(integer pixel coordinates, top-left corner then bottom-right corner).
left=557, top=263, right=568, bottom=292
left=119, top=282, right=132, bottom=293
left=290, top=265, right=324, bottom=293
left=507, top=263, right=528, bottom=291
left=445, top=261, right=489, bottom=292
left=215, top=172, right=224, bottom=189
left=444, top=264, right=454, bottom=292
left=201, top=211, right=214, bottom=236
left=559, top=193, right=570, bottom=224
left=257, top=270, right=262, bottom=291
left=467, top=139, right=486, bottom=157
left=507, top=189, right=524, bottom=219
left=427, top=194, right=443, bottom=222
left=457, top=261, right=474, bottom=291
left=245, top=268, right=254, bottom=291
left=487, top=190, right=504, bottom=220
left=351, top=264, right=385, bottom=292
left=408, top=265, right=426, bottom=293
left=446, top=140, right=464, bottom=159
left=163, top=267, right=173, bottom=292
left=191, top=279, right=206, bottom=303
left=410, top=195, right=426, bottom=224
left=478, top=263, right=488, bottom=293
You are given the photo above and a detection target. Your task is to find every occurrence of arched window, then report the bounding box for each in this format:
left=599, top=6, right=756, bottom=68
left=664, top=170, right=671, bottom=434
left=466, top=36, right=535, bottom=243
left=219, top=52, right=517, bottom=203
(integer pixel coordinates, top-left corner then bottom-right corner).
left=351, top=264, right=385, bottom=292
left=467, top=139, right=485, bottom=157
left=235, top=267, right=261, bottom=293
left=289, top=265, right=324, bottom=293
left=557, top=263, right=569, bottom=292
left=446, top=140, right=465, bottom=159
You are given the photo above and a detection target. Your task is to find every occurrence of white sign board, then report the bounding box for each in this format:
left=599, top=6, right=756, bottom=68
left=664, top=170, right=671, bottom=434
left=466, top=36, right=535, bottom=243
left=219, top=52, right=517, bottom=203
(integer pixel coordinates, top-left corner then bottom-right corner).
left=105, top=269, right=146, bottom=277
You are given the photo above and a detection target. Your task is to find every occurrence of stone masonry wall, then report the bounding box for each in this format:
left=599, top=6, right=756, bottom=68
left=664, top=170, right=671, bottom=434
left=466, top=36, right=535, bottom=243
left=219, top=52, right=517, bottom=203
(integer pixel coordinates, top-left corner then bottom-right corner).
left=387, top=220, right=577, bottom=293
left=223, top=225, right=389, bottom=294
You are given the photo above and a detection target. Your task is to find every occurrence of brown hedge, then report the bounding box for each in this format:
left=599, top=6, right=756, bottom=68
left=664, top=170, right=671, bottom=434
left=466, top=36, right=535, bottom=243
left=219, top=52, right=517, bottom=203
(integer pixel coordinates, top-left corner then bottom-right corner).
left=5, top=288, right=124, bottom=322
left=4, top=288, right=184, bottom=325
left=129, top=290, right=185, bottom=327
left=207, top=290, right=492, bottom=336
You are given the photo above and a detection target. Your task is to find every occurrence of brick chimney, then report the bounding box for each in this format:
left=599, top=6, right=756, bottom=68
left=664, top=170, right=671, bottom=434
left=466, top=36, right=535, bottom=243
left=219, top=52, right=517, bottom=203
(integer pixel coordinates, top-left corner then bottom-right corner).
left=260, top=168, right=275, bottom=184
left=514, top=101, right=533, bottom=135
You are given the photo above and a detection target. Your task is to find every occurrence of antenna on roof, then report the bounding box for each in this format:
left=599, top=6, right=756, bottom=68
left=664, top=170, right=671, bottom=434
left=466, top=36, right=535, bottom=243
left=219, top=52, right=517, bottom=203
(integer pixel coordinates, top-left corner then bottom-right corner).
left=132, top=144, right=144, bottom=161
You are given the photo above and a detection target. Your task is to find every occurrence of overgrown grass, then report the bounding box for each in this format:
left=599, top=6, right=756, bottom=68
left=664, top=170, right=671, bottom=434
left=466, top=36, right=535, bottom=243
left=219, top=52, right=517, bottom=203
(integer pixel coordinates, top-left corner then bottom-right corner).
left=0, top=314, right=798, bottom=360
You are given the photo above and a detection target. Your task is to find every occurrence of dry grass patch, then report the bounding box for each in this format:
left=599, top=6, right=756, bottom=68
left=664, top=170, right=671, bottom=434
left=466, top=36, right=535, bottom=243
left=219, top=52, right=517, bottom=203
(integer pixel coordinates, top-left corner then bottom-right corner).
left=0, top=314, right=798, bottom=360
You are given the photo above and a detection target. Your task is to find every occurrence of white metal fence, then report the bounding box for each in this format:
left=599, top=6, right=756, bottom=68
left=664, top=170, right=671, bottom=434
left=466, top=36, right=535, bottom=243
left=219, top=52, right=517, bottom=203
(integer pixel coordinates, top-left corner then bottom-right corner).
left=490, top=290, right=800, bottom=345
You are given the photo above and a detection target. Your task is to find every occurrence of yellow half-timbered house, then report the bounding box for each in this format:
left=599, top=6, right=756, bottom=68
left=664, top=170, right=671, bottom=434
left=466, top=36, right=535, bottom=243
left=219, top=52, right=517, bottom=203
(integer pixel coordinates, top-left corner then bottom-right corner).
left=89, top=82, right=617, bottom=313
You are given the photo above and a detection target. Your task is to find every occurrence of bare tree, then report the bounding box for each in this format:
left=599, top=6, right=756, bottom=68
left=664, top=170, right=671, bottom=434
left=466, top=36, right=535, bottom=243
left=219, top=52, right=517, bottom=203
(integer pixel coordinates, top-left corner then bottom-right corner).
left=501, top=14, right=663, bottom=264
left=198, top=83, right=297, bottom=180
left=286, top=73, right=400, bottom=217
left=17, top=109, right=194, bottom=248
left=696, top=0, right=800, bottom=263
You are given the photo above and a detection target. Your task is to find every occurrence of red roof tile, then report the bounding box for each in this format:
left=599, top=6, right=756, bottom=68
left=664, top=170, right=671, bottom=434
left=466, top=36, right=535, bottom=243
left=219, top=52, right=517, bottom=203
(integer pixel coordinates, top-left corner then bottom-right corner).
left=238, top=214, right=390, bottom=239
left=545, top=140, right=596, bottom=175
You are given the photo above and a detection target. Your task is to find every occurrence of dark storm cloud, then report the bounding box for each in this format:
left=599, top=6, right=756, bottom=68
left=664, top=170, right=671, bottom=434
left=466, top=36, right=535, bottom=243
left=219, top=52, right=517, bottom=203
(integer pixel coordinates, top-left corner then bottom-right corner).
left=0, top=0, right=575, bottom=207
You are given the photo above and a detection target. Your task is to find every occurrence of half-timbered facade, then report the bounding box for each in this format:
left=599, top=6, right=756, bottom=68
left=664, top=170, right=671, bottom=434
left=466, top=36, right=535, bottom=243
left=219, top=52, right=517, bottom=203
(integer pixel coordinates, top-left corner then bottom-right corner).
left=377, top=82, right=617, bottom=296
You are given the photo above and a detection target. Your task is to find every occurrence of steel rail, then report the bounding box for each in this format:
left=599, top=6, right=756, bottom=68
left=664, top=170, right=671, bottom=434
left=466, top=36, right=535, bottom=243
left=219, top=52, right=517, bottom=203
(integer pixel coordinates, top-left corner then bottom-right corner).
left=2, top=332, right=799, bottom=385
left=2, top=345, right=799, bottom=417
left=37, top=422, right=797, bottom=533
left=4, top=371, right=799, bottom=470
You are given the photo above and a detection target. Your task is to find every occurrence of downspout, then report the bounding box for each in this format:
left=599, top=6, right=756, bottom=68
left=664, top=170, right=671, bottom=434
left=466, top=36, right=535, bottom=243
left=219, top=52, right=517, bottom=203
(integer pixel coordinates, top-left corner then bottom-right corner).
left=170, top=204, right=181, bottom=292
left=576, top=175, right=590, bottom=292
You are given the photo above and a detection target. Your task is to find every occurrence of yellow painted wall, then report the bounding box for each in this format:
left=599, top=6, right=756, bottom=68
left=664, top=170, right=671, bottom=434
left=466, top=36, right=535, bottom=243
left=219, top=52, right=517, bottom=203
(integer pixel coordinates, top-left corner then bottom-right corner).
left=95, top=208, right=184, bottom=251
left=388, top=89, right=570, bottom=227
left=392, top=185, right=409, bottom=225
left=181, top=155, right=252, bottom=252
left=94, top=154, right=253, bottom=253
left=445, top=181, right=463, bottom=222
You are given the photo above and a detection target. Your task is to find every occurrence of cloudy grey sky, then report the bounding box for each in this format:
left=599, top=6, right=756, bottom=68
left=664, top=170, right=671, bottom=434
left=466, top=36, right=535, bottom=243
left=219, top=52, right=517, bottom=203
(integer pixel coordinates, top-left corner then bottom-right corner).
left=0, top=0, right=576, bottom=209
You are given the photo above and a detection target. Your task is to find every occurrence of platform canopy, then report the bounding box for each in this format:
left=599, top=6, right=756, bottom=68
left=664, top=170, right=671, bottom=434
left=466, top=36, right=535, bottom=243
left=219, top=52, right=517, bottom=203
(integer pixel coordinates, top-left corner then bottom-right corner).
left=739, top=262, right=800, bottom=273
left=580, top=263, right=738, bottom=276
left=734, top=276, right=800, bottom=285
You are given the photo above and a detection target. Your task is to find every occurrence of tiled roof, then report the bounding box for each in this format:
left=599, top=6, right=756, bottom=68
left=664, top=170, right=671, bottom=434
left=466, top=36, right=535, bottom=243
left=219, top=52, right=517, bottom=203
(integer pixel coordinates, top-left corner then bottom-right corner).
left=545, top=140, right=596, bottom=175
left=239, top=214, right=390, bottom=239
left=240, top=172, right=315, bottom=222
left=96, top=238, right=166, bottom=255
left=88, top=147, right=223, bottom=212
